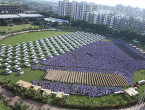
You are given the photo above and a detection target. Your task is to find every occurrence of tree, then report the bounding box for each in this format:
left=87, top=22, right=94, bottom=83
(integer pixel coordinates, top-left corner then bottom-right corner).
left=52, top=22, right=59, bottom=28
left=119, top=29, right=130, bottom=40
left=22, top=4, right=30, bottom=10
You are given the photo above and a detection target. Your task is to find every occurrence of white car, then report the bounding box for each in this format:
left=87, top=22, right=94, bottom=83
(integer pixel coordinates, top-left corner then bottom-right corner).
left=32, top=59, right=38, bottom=63
left=15, top=50, right=20, bottom=52
left=15, top=49, right=19, bottom=51
left=44, top=47, right=49, bottom=51
left=7, top=50, right=12, bottom=53
left=15, top=56, right=20, bottom=60
left=1, top=50, right=5, bottom=52
left=23, top=48, right=27, bottom=50
left=15, top=47, right=20, bottom=50
left=7, top=54, right=12, bottom=58
left=47, top=54, right=53, bottom=58
left=40, top=57, right=46, bottom=60
left=23, top=51, right=28, bottom=54
left=6, top=58, right=11, bottom=63
left=23, top=57, right=29, bottom=62
left=14, top=60, right=20, bottom=65
left=5, top=68, right=12, bottom=74
left=39, top=53, right=44, bottom=57
left=14, top=65, right=21, bottom=70
left=30, top=49, right=35, bottom=52
left=46, top=52, right=51, bottom=56
left=54, top=52, right=59, bottom=56
left=16, top=44, right=20, bottom=47
left=60, top=50, right=65, bottom=54
left=38, top=50, right=43, bottom=53
left=0, top=53, right=4, bottom=57
left=24, top=62, right=31, bottom=67
left=31, top=55, right=37, bottom=59
left=31, top=52, right=36, bottom=55
left=4, top=63, right=11, bottom=68
left=0, top=57, right=2, bottom=61
left=8, top=52, right=12, bottom=55
left=15, top=53, right=20, bottom=56
left=45, top=50, right=49, bottom=53
left=24, top=54, right=29, bottom=58
left=17, top=70, right=24, bottom=75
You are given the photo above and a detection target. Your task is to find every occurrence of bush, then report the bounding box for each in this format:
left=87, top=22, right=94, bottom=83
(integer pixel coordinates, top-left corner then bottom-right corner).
left=0, top=101, right=7, bottom=110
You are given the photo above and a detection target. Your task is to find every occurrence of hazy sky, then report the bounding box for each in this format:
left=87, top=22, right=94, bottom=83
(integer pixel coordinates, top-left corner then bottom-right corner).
left=57, top=0, right=145, bottom=9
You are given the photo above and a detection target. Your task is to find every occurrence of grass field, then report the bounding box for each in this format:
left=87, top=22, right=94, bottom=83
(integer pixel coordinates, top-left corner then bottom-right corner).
left=101, top=38, right=111, bottom=42
left=0, top=24, right=39, bottom=33
left=0, top=31, right=69, bottom=83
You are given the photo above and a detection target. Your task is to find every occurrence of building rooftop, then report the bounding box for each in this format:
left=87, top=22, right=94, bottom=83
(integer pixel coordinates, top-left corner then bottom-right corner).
left=0, top=14, right=20, bottom=19
left=0, top=14, right=43, bottom=19
left=18, top=14, right=43, bottom=18
left=44, top=17, right=69, bottom=23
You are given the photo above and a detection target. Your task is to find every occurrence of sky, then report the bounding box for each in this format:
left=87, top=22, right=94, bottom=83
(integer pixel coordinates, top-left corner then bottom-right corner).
left=56, top=0, right=145, bottom=9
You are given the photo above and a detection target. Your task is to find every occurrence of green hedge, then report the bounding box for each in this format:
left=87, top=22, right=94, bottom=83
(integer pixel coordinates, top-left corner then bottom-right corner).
left=0, top=101, right=7, bottom=110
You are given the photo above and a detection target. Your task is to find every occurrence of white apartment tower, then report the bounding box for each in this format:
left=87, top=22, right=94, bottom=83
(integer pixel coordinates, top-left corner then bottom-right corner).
left=58, top=0, right=72, bottom=17
left=58, top=0, right=98, bottom=20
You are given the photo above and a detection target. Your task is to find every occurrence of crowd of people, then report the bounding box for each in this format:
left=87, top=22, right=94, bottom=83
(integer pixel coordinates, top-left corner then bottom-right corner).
left=32, top=79, right=123, bottom=97
left=36, top=41, right=145, bottom=86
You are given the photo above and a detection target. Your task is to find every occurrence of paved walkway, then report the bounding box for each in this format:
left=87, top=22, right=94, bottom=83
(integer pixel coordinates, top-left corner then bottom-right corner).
left=0, top=86, right=78, bottom=110
left=1, top=86, right=145, bottom=110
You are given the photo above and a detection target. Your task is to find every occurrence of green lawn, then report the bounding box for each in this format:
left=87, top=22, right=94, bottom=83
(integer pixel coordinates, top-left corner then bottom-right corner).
left=0, top=31, right=69, bottom=46
left=0, top=31, right=69, bottom=83
left=0, top=24, right=39, bottom=33
left=132, top=70, right=145, bottom=94
left=101, top=38, right=111, bottom=42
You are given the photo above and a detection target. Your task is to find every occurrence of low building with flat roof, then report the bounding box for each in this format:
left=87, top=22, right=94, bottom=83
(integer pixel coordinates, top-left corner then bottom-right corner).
left=44, top=17, right=69, bottom=25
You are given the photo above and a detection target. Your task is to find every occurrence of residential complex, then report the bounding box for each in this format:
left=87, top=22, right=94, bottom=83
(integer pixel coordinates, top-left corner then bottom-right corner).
left=58, top=0, right=145, bottom=34
left=58, top=0, right=98, bottom=20
left=86, top=11, right=145, bottom=33
left=0, top=5, right=23, bottom=14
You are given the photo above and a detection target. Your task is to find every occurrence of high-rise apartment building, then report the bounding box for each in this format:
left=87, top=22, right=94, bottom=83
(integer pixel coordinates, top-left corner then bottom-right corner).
left=86, top=10, right=145, bottom=33
left=58, top=0, right=98, bottom=20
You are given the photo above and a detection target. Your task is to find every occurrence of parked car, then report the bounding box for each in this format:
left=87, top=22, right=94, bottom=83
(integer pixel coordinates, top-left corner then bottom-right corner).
left=14, top=60, right=20, bottom=65
left=40, top=57, right=46, bottom=60
left=6, top=58, right=11, bottom=63
left=15, top=56, right=20, bottom=60
left=23, top=57, right=29, bottom=62
left=24, top=62, right=31, bottom=67
left=32, top=59, right=38, bottom=64
left=14, top=65, right=21, bottom=70
left=4, top=63, right=11, bottom=68
left=31, top=55, right=37, bottom=59
left=7, top=54, right=12, bottom=58
left=5, top=68, right=12, bottom=74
